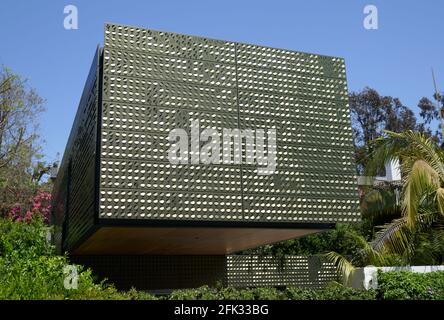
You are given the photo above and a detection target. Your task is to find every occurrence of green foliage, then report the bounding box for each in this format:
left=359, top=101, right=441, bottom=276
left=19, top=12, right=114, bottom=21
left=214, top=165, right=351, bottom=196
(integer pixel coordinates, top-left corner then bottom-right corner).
left=360, top=185, right=402, bottom=238
left=245, top=224, right=367, bottom=258
left=0, top=217, right=158, bottom=300
left=377, top=270, right=444, bottom=300
left=249, top=287, right=285, bottom=300
left=0, top=253, right=128, bottom=300
left=168, top=286, right=219, bottom=300
left=349, top=87, right=422, bottom=174
left=0, top=216, right=52, bottom=259
left=168, top=284, right=374, bottom=300
left=167, top=274, right=444, bottom=300
left=325, top=129, right=444, bottom=279
left=286, top=283, right=376, bottom=300
left=123, top=288, right=158, bottom=300
left=166, top=285, right=285, bottom=300
left=410, top=230, right=444, bottom=265
left=316, top=283, right=377, bottom=300
left=364, top=130, right=444, bottom=260
left=215, top=286, right=256, bottom=300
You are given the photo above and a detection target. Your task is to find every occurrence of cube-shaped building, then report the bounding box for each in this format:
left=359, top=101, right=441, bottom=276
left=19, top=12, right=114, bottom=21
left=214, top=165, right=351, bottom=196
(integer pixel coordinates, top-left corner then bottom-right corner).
left=52, top=24, right=359, bottom=281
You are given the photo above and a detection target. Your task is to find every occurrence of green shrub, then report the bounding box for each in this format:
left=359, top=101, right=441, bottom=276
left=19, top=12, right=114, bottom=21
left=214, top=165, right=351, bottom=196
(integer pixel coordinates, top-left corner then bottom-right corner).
left=0, top=217, right=135, bottom=300
left=285, top=287, right=320, bottom=300
left=377, top=270, right=444, bottom=300
left=317, top=282, right=376, bottom=300
left=249, top=287, right=286, bottom=300
left=0, top=216, right=52, bottom=259
left=124, top=288, right=158, bottom=300
left=217, top=286, right=255, bottom=300
left=168, top=284, right=374, bottom=300
left=246, top=224, right=369, bottom=257
left=168, top=286, right=220, bottom=300
left=285, top=283, right=375, bottom=300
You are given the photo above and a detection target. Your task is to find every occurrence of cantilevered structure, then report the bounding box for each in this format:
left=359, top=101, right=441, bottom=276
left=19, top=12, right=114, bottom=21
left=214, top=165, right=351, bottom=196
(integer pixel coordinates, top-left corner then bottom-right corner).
left=52, top=23, right=359, bottom=288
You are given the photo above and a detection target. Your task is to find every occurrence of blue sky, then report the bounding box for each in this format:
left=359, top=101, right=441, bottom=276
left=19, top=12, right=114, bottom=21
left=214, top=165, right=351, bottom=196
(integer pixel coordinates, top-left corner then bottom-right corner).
left=0, top=0, right=443, bottom=162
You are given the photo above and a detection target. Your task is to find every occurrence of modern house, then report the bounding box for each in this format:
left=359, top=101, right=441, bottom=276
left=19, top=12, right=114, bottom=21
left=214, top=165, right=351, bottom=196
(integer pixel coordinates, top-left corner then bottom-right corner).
left=51, top=23, right=360, bottom=289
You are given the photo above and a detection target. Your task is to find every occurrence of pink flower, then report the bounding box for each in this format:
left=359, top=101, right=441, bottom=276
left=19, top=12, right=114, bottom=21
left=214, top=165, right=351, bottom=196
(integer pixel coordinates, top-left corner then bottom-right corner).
left=24, top=210, right=33, bottom=222
left=7, top=190, right=52, bottom=224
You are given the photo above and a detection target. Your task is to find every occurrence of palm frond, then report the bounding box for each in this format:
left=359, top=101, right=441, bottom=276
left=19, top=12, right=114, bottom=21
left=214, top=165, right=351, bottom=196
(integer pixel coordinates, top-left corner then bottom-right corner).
left=361, top=188, right=400, bottom=220
left=417, top=208, right=440, bottom=230
left=436, top=188, right=444, bottom=219
left=356, top=237, right=388, bottom=266
left=402, top=159, right=440, bottom=228
left=344, top=129, right=444, bottom=268
left=366, top=130, right=444, bottom=182
left=399, top=131, right=444, bottom=178
left=371, top=217, right=410, bottom=254
left=324, top=251, right=356, bottom=285
left=364, top=130, right=407, bottom=177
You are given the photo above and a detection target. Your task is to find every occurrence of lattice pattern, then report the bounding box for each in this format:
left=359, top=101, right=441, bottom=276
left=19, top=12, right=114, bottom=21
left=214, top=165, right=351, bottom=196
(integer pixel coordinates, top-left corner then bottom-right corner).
left=102, top=102, right=238, bottom=134
left=99, top=189, right=243, bottom=220
left=100, top=161, right=242, bottom=192
left=103, top=48, right=237, bottom=87
left=237, top=42, right=357, bottom=223
left=236, top=43, right=346, bottom=79
left=99, top=23, right=360, bottom=223
left=105, top=25, right=236, bottom=63
left=103, top=80, right=238, bottom=113
left=226, top=255, right=339, bottom=288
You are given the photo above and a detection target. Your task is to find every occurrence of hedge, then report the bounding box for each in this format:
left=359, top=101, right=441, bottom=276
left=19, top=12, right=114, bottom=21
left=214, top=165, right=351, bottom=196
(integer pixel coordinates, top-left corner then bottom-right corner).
left=377, top=270, right=444, bottom=300
left=0, top=217, right=157, bottom=300
left=166, top=271, right=444, bottom=300
left=168, top=283, right=376, bottom=300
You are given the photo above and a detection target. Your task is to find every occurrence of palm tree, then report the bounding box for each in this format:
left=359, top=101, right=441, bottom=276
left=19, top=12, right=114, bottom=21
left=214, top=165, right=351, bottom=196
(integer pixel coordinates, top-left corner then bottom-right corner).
left=327, top=130, right=444, bottom=282
left=367, top=130, right=444, bottom=255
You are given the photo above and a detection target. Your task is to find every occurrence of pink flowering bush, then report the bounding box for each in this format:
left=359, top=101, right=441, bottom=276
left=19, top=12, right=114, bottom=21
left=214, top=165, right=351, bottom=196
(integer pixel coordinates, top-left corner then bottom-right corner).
left=8, top=190, right=51, bottom=223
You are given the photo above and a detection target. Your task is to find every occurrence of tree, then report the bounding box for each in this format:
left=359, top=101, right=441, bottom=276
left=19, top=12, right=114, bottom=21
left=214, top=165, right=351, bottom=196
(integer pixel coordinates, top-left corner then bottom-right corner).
left=365, top=130, right=444, bottom=257
left=349, top=87, right=419, bottom=173
left=418, top=97, right=438, bottom=125
left=417, top=92, right=444, bottom=147
left=326, top=130, right=444, bottom=282
left=0, top=66, right=46, bottom=215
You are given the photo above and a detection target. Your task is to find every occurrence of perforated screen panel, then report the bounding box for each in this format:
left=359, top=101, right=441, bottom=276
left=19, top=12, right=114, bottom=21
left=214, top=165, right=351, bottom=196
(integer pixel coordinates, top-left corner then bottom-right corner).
left=98, top=23, right=360, bottom=223
left=226, top=255, right=339, bottom=288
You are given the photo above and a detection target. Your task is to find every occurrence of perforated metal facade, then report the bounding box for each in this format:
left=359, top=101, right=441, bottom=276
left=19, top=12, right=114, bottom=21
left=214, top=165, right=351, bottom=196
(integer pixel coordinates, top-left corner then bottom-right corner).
left=98, top=23, right=359, bottom=223
left=53, top=23, right=359, bottom=256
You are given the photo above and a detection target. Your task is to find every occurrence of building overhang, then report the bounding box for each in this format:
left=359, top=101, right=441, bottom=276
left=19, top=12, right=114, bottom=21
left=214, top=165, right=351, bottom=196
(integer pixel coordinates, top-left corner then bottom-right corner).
left=72, top=221, right=334, bottom=255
